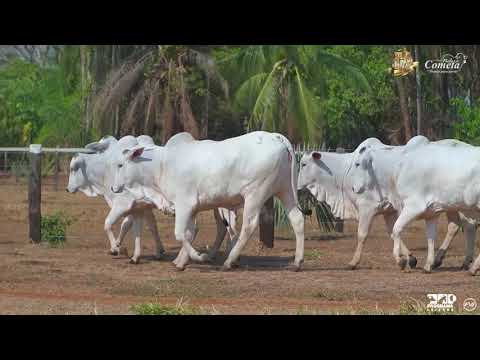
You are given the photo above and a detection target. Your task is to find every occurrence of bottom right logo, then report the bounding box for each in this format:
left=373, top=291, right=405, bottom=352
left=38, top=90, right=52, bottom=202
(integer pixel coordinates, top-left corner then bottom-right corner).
left=463, top=298, right=478, bottom=312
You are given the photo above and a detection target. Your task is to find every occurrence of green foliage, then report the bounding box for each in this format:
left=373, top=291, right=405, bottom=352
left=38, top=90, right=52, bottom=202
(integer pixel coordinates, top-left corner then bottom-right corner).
left=10, top=160, right=29, bottom=181
left=131, top=301, right=199, bottom=315
left=451, top=97, right=480, bottom=145
left=0, top=58, right=88, bottom=147
left=41, top=211, right=73, bottom=247
left=320, top=46, right=397, bottom=148
left=219, top=45, right=370, bottom=143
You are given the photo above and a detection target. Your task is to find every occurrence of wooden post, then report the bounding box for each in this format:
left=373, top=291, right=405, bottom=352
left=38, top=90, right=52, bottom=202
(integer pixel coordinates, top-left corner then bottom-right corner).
left=335, top=147, right=345, bottom=233
left=54, top=146, right=59, bottom=191
left=29, top=144, right=42, bottom=243
left=259, top=197, right=274, bottom=248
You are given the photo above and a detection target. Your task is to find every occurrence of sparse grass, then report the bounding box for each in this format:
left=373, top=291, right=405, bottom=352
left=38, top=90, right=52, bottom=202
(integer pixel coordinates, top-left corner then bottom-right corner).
left=329, top=298, right=480, bottom=315
left=304, top=249, right=324, bottom=261
left=398, top=298, right=480, bottom=315
left=313, top=289, right=355, bottom=301
left=131, top=298, right=200, bottom=315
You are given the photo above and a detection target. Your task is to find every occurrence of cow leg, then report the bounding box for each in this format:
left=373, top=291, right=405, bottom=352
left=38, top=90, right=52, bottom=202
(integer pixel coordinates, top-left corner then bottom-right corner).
left=424, top=217, right=439, bottom=273
left=113, top=216, right=133, bottom=256
left=348, top=208, right=375, bottom=270
left=391, top=204, right=426, bottom=270
left=173, top=221, right=199, bottom=266
left=130, top=213, right=144, bottom=264
left=383, top=212, right=417, bottom=269
left=207, top=209, right=228, bottom=260
left=144, top=209, right=165, bottom=259
left=469, top=252, right=480, bottom=276
left=174, top=211, right=209, bottom=271
left=104, top=206, right=129, bottom=255
left=277, top=191, right=305, bottom=271
left=461, top=222, right=476, bottom=270
left=222, top=198, right=263, bottom=271
left=226, top=211, right=239, bottom=254
left=433, top=211, right=460, bottom=269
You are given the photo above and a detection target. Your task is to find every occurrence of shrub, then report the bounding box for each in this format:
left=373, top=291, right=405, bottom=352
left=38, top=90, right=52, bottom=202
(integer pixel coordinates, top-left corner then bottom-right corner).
left=41, top=211, right=72, bottom=247
left=131, top=302, right=199, bottom=315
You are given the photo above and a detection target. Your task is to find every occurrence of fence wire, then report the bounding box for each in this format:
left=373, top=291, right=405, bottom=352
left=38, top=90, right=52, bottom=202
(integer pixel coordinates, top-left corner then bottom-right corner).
left=0, top=145, right=355, bottom=247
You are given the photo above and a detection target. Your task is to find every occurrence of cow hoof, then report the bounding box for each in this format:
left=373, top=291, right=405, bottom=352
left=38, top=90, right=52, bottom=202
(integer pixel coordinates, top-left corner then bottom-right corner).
left=220, top=265, right=232, bottom=272
left=432, top=249, right=446, bottom=269
left=423, top=267, right=432, bottom=274
left=408, top=256, right=418, bottom=269
left=461, top=260, right=473, bottom=271
left=347, top=263, right=357, bottom=270
left=469, top=267, right=478, bottom=276
left=398, top=257, right=408, bottom=270
left=109, top=249, right=119, bottom=256
left=129, top=258, right=140, bottom=265
left=175, top=265, right=186, bottom=272
left=287, top=264, right=302, bottom=272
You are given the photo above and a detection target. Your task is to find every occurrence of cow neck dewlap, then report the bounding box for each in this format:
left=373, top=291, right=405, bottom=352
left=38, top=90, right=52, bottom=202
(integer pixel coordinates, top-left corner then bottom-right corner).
left=322, top=153, right=358, bottom=220
left=89, top=152, right=110, bottom=197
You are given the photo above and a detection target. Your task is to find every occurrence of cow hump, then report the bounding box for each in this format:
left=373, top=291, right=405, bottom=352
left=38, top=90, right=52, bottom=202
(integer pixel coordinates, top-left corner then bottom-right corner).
left=403, top=135, right=430, bottom=154
left=165, top=132, right=195, bottom=149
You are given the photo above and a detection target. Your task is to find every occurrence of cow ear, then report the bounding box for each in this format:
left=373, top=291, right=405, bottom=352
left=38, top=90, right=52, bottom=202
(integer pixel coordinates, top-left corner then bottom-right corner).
left=124, top=146, right=144, bottom=161
left=312, top=152, right=321, bottom=160
left=86, top=141, right=110, bottom=153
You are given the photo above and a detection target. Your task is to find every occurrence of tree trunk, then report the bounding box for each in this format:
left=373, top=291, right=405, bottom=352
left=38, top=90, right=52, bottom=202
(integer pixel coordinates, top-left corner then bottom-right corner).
left=414, top=45, right=422, bottom=136
left=396, top=76, right=412, bottom=142
left=80, top=45, right=93, bottom=135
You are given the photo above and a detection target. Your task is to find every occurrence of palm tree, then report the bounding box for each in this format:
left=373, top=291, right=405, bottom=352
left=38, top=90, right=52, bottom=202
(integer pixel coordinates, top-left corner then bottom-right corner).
left=90, top=45, right=228, bottom=143
left=220, top=45, right=370, bottom=143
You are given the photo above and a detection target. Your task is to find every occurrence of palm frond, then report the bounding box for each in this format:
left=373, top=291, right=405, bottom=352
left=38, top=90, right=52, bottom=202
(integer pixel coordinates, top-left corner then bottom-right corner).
left=310, top=48, right=371, bottom=92
left=249, top=60, right=285, bottom=131
left=287, top=67, right=322, bottom=142
left=122, top=87, right=145, bottom=134
left=233, top=72, right=269, bottom=112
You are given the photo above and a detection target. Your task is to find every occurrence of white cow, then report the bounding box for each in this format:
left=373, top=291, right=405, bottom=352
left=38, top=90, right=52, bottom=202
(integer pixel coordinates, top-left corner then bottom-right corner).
left=297, top=136, right=477, bottom=270
left=67, top=135, right=237, bottom=264
left=350, top=137, right=480, bottom=274
left=111, top=131, right=304, bottom=271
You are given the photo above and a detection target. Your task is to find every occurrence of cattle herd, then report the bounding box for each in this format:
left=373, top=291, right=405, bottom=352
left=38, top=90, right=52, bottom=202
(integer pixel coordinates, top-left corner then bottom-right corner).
left=67, top=131, right=480, bottom=276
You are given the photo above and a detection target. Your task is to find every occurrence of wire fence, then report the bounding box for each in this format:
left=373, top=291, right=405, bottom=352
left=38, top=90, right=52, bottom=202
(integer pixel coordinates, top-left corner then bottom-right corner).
left=0, top=143, right=355, bottom=247
left=0, top=148, right=88, bottom=190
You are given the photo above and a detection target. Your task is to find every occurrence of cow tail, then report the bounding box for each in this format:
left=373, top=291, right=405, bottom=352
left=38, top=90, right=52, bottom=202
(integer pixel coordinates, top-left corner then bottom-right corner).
left=274, top=134, right=299, bottom=206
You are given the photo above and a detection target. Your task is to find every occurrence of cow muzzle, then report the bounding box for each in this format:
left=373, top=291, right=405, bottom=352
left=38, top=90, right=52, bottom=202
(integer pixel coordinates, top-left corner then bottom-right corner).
left=352, top=185, right=365, bottom=194
left=111, top=186, right=124, bottom=194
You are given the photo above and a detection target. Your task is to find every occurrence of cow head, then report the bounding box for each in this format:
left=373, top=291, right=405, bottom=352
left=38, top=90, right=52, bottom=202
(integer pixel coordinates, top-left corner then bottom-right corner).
left=297, top=151, right=328, bottom=202
left=111, top=146, right=145, bottom=194
left=350, top=146, right=374, bottom=194
left=66, top=155, right=95, bottom=195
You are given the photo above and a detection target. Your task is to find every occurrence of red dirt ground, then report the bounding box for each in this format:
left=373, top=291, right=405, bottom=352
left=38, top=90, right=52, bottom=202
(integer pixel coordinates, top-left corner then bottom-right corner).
left=0, top=176, right=479, bottom=314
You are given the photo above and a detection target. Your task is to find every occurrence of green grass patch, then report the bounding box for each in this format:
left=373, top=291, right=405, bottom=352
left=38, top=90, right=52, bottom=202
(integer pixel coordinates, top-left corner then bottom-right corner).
left=304, top=249, right=324, bottom=261
left=41, top=211, right=73, bottom=247
left=131, top=298, right=199, bottom=315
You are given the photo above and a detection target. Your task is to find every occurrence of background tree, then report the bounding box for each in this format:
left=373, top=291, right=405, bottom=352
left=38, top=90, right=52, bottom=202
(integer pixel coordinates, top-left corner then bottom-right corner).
left=218, top=45, right=370, bottom=144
